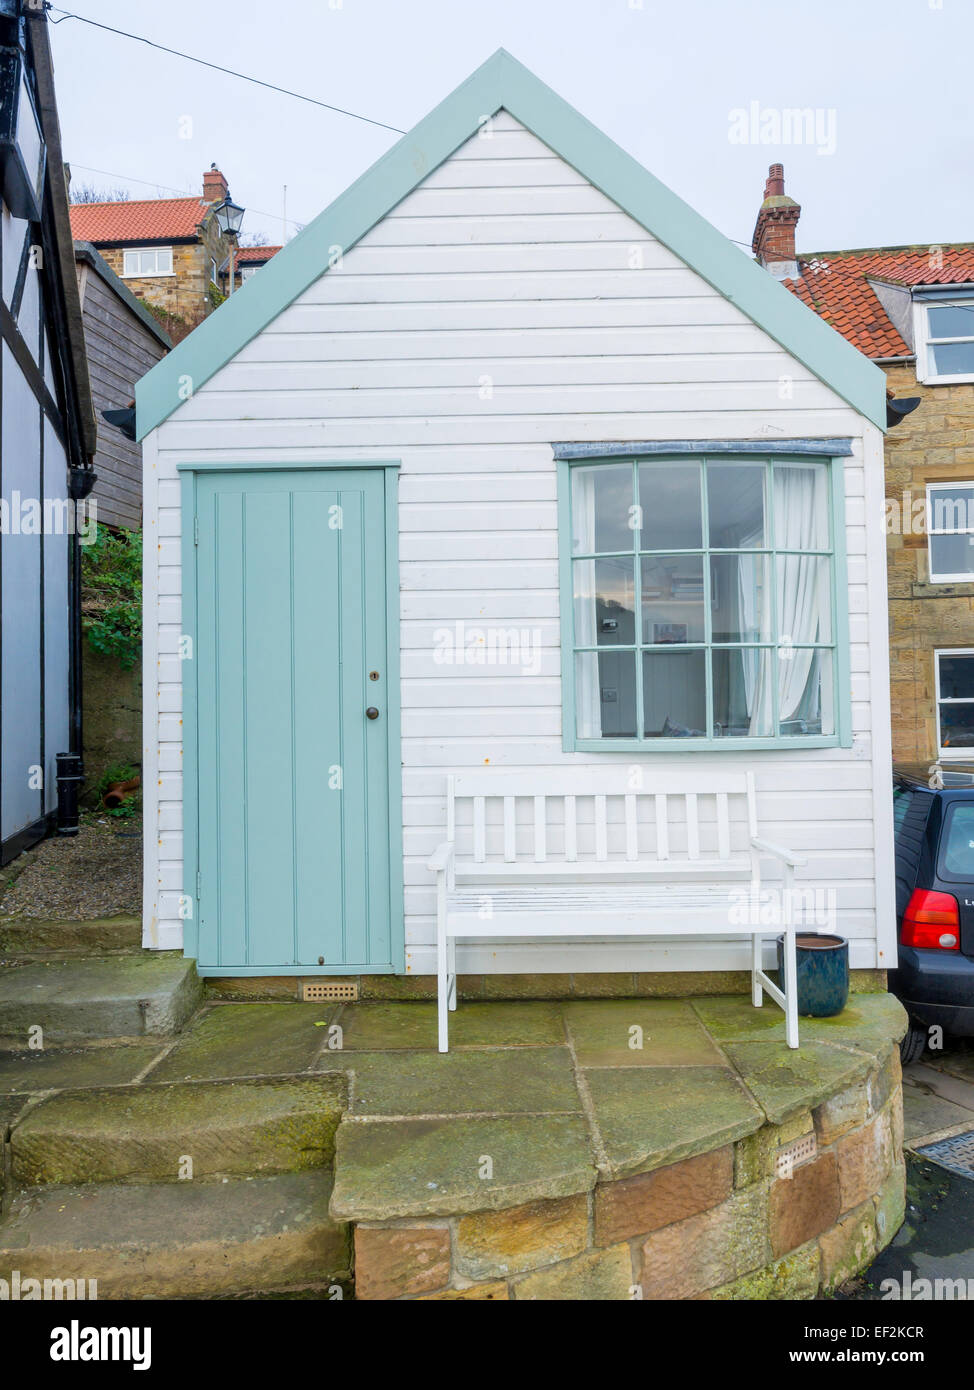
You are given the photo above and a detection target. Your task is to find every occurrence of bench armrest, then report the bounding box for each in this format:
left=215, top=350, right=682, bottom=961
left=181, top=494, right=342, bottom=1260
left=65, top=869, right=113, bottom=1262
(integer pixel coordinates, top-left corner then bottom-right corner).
left=427, top=841, right=455, bottom=873
left=750, top=836, right=807, bottom=869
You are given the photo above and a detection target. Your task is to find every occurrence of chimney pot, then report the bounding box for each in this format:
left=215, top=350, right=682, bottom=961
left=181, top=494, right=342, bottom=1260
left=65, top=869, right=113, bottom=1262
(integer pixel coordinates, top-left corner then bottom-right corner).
left=765, top=163, right=785, bottom=197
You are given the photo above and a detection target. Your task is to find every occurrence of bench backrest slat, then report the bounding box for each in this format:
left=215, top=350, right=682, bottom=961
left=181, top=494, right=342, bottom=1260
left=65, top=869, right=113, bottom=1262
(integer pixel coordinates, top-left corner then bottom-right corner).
left=564, top=794, right=578, bottom=862
left=442, top=770, right=758, bottom=867
left=503, top=796, right=516, bottom=863
left=655, top=793, right=670, bottom=861
left=686, top=792, right=700, bottom=860
left=716, top=792, right=730, bottom=860
left=594, top=794, right=608, bottom=861
left=473, top=795, right=486, bottom=863
left=625, top=794, right=638, bottom=862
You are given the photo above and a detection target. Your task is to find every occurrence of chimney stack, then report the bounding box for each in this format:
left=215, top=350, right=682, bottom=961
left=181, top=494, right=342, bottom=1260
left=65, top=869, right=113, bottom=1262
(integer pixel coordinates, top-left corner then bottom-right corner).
left=202, top=165, right=229, bottom=204
left=752, top=163, right=800, bottom=280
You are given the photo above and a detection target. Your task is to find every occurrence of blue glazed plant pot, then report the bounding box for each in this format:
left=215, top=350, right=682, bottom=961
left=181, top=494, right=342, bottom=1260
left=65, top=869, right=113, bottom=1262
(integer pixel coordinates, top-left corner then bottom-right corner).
left=776, top=933, right=849, bottom=1018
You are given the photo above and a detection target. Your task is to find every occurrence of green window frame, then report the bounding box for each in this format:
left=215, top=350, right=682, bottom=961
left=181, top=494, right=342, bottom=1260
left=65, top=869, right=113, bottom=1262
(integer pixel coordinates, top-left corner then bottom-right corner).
left=556, top=452, right=852, bottom=753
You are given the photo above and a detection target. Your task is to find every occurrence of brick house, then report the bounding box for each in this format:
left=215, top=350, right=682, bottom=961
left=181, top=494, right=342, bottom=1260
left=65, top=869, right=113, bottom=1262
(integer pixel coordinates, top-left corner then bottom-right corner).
left=753, top=166, right=974, bottom=764
left=69, top=167, right=238, bottom=339
left=218, top=242, right=281, bottom=293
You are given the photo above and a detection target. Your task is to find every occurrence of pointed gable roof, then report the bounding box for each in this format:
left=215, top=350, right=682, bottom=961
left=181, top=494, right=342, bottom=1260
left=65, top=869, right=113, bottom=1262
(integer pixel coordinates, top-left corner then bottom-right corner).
left=136, top=50, right=887, bottom=438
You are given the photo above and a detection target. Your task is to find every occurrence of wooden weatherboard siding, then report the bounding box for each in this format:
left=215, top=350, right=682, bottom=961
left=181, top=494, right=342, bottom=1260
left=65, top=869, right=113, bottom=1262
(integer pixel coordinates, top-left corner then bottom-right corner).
left=76, top=243, right=170, bottom=530
left=140, top=68, right=893, bottom=977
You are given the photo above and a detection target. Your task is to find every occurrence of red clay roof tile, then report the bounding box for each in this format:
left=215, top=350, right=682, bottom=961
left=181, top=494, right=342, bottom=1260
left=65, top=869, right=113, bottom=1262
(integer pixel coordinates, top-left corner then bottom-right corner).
left=69, top=197, right=210, bottom=244
left=782, top=245, right=974, bottom=359
left=233, top=245, right=282, bottom=264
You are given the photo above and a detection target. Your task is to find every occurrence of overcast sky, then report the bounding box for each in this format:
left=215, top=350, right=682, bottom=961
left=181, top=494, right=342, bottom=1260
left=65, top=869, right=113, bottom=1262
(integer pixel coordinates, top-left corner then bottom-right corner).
left=49, top=0, right=973, bottom=256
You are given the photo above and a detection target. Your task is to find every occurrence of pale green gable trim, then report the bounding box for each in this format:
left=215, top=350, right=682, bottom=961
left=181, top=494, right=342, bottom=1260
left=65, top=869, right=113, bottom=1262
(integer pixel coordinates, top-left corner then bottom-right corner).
left=137, top=49, right=887, bottom=439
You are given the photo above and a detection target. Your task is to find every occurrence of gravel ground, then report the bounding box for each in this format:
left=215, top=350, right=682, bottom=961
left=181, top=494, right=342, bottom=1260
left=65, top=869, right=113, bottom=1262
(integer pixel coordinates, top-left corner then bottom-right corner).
left=0, top=816, right=142, bottom=920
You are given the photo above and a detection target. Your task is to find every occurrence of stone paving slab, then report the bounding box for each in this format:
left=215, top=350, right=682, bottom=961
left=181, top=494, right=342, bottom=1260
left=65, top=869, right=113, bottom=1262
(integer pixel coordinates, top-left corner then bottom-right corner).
left=0, top=990, right=909, bottom=1239
left=10, top=1075, right=347, bottom=1184
left=317, top=1046, right=580, bottom=1116
left=901, top=1077, right=974, bottom=1144
left=337, top=1000, right=565, bottom=1050
left=905, top=1063, right=974, bottom=1114
left=0, top=915, right=141, bottom=954
left=331, top=1114, right=597, bottom=1220
left=693, top=993, right=907, bottom=1054
left=0, top=954, right=202, bottom=1041
left=563, top=999, right=726, bottom=1067
left=584, top=1064, right=763, bottom=1179
left=0, top=1170, right=349, bottom=1299
left=919, top=1040, right=974, bottom=1083
left=0, top=1043, right=164, bottom=1094
left=146, top=1003, right=335, bottom=1081
left=722, top=1040, right=875, bottom=1125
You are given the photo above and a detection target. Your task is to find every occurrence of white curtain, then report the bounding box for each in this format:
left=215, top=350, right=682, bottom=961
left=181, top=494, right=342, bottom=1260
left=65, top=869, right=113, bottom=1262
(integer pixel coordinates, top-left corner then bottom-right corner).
left=738, top=539, right=773, bottom=734
left=739, top=464, right=826, bottom=734
left=572, top=472, right=601, bottom=739
left=776, top=465, right=827, bottom=725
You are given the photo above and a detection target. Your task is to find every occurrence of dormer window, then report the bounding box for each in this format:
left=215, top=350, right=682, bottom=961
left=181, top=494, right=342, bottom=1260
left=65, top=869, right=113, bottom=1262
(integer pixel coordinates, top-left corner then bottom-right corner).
left=916, top=294, right=974, bottom=384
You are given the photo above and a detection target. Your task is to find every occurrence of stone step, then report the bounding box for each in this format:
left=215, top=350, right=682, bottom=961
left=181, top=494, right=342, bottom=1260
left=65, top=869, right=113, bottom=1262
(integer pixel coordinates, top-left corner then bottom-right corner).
left=0, top=914, right=142, bottom=957
left=10, top=1075, right=347, bottom=1185
left=0, top=1170, right=350, bottom=1298
left=0, top=953, right=202, bottom=1043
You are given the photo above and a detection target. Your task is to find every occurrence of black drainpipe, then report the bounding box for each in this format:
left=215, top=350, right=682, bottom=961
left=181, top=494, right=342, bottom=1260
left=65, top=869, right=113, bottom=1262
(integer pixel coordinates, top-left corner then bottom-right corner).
left=57, top=464, right=95, bottom=834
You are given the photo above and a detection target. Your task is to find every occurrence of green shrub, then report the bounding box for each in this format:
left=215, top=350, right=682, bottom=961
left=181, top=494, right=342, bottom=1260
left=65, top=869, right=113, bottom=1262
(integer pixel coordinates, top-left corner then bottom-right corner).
left=81, top=527, right=142, bottom=669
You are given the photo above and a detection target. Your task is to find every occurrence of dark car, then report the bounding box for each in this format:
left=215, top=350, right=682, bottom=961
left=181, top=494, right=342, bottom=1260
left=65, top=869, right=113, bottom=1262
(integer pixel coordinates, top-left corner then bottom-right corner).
left=890, top=763, right=974, bottom=1062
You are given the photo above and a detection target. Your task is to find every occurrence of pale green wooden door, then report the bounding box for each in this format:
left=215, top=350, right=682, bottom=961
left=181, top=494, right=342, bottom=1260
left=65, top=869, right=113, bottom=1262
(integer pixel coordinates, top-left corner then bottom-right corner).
left=191, top=468, right=397, bottom=973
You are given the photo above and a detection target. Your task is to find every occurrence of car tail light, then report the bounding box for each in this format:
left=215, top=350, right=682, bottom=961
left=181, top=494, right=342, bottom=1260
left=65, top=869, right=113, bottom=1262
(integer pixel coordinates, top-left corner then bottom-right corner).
left=902, top=889, right=960, bottom=950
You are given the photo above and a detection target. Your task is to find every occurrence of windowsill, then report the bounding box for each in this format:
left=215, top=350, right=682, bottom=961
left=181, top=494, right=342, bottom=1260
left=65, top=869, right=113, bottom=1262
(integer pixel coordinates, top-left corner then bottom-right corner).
left=939, top=748, right=974, bottom=761
left=917, top=373, right=974, bottom=386
left=121, top=272, right=176, bottom=280
left=913, top=580, right=974, bottom=597
left=569, top=734, right=844, bottom=754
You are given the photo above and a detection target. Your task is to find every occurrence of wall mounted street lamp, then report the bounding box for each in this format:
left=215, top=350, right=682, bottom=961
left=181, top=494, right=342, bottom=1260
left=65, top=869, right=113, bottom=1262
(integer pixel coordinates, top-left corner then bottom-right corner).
left=213, top=190, right=245, bottom=295
left=0, top=44, right=45, bottom=221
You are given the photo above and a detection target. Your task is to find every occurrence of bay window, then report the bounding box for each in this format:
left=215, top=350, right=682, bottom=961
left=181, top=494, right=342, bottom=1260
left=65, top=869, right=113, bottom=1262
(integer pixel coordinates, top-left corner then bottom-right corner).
left=561, top=453, right=846, bottom=750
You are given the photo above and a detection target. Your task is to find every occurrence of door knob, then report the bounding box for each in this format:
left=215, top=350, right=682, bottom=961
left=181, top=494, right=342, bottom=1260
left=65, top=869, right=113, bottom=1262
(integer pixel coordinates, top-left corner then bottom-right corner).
left=366, top=706, right=380, bottom=720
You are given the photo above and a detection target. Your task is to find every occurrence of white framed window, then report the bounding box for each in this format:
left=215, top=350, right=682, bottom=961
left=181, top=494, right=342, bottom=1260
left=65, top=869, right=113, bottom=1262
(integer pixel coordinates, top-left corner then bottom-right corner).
left=239, top=265, right=257, bottom=282
left=927, top=482, right=974, bottom=582
left=935, top=649, right=974, bottom=757
left=210, top=257, right=218, bottom=283
left=560, top=453, right=845, bottom=750
left=121, top=246, right=174, bottom=278
left=916, top=297, right=974, bottom=383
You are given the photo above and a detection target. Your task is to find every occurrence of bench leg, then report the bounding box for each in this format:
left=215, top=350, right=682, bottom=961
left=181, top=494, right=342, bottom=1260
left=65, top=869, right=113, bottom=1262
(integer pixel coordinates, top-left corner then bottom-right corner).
left=447, top=935, right=457, bottom=1011
left=782, top=923, right=799, bottom=1050
left=436, top=878, right=450, bottom=1053
left=751, top=931, right=763, bottom=1008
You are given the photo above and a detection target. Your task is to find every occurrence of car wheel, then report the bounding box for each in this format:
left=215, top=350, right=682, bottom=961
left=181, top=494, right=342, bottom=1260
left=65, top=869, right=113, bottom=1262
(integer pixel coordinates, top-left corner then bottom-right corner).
left=900, top=1018, right=928, bottom=1065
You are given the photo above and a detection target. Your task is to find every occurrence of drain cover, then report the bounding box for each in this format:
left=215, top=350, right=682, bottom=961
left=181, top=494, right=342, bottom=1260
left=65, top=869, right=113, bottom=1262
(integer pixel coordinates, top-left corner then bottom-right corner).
left=917, top=1129, right=974, bottom=1178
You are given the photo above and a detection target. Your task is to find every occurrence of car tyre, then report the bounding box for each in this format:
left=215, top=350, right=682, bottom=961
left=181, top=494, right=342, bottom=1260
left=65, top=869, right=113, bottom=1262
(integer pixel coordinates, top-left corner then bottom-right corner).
left=899, top=1017, right=928, bottom=1065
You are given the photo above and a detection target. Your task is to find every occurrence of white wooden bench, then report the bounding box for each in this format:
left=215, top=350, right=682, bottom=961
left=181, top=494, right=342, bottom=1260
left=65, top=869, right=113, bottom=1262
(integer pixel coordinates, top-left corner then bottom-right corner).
left=428, top=770, right=808, bottom=1053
